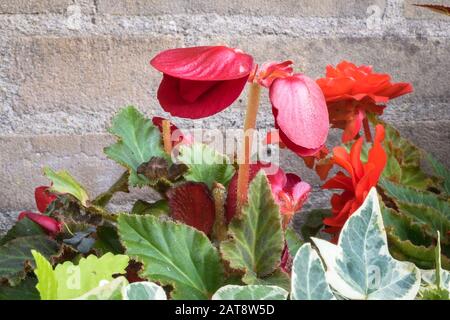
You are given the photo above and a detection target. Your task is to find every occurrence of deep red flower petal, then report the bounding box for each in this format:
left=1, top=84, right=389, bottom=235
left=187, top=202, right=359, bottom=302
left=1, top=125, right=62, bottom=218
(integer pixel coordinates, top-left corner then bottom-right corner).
left=167, top=182, right=215, bottom=235
left=157, top=74, right=248, bottom=119
left=150, top=46, right=254, bottom=81
left=35, top=186, right=57, bottom=214
left=18, top=211, right=62, bottom=235
left=270, top=74, right=329, bottom=152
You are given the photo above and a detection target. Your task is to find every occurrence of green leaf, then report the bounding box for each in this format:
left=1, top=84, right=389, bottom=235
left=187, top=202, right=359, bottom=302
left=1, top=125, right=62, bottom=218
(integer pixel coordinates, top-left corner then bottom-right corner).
left=118, top=214, right=224, bottom=300
left=104, top=106, right=166, bottom=187
left=0, top=217, right=45, bottom=246
left=92, top=171, right=130, bottom=207
left=285, top=225, right=303, bottom=257
left=380, top=178, right=450, bottom=218
left=0, top=235, right=59, bottom=286
left=131, top=199, right=169, bottom=217
left=251, top=269, right=290, bottom=292
left=74, top=277, right=128, bottom=300
left=33, top=252, right=129, bottom=300
left=221, top=172, right=283, bottom=284
left=122, top=281, right=167, bottom=300
left=426, top=154, right=450, bottom=195
left=312, top=188, right=421, bottom=300
left=44, top=167, right=89, bottom=206
left=0, top=277, right=39, bottom=300
left=93, top=224, right=125, bottom=255
left=32, top=250, right=58, bottom=300
left=291, top=243, right=334, bottom=300
left=178, top=143, right=235, bottom=189
left=212, top=285, right=288, bottom=300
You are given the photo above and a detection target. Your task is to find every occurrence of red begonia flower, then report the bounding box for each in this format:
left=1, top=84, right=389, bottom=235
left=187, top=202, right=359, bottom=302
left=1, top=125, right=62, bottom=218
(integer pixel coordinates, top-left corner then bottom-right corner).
left=226, top=162, right=310, bottom=223
left=152, top=117, right=192, bottom=147
left=167, top=182, right=215, bottom=235
left=322, top=124, right=387, bottom=242
left=35, top=186, right=57, bottom=214
left=317, top=61, right=413, bottom=142
left=18, top=211, right=62, bottom=236
left=150, top=46, right=254, bottom=119
left=270, top=74, right=329, bottom=156
left=250, top=60, right=294, bottom=88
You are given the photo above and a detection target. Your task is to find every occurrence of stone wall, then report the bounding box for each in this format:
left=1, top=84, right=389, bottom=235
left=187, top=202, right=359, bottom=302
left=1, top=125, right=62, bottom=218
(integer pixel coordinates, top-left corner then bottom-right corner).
left=1, top=0, right=449, bottom=233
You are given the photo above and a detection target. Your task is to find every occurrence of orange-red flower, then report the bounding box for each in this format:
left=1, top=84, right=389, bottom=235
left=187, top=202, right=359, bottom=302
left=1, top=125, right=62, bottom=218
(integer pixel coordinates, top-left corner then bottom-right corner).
left=322, top=124, right=387, bottom=241
left=317, top=61, right=413, bottom=142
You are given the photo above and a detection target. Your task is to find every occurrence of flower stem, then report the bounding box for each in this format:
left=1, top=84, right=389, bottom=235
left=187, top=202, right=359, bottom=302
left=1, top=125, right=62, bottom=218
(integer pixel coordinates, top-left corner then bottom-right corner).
left=236, top=83, right=261, bottom=216
left=162, top=119, right=172, bottom=154
left=363, top=117, right=373, bottom=143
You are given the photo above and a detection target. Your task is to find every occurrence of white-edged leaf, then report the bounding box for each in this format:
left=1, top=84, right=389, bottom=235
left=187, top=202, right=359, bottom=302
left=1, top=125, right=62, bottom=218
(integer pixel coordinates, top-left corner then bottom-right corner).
left=291, top=243, right=334, bottom=300
left=122, top=282, right=167, bottom=300
left=74, top=277, right=128, bottom=300
left=212, top=285, right=288, bottom=300
left=312, top=188, right=421, bottom=300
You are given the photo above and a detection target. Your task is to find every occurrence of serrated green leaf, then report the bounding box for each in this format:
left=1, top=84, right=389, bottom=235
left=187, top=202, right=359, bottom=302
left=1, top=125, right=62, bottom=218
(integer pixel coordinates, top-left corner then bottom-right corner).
left=44, top=167, right=89, bottom=206
left=0, top=217, right=45, bottom=246
left=285, top=225, right=303, bottom=257
left=131, top=199, right=169, bottom=217
left=32, top=250, right=58, bottom=300
left=0, top=277, right=39, bottom=300
left=212, top=285, right=288, bottom=300
left=118, top=214, right=224, bottom=300
left=312, top=188, right=421, bottom=300
left=122, top=281, right=167, bottom=300
left=221, top=172, right=283, bottom=284
left=426, top=154, right=450, bottom=195
left=0, top=235, right=59, bottom=286
left=291, top=243, right=335, bottom=300
left=380, top=178, right=450, bottom=218
left=74, top=276, right=128, bottom=300
left=104, top=106, right=166, bottom=187
left=178, top=143, right=235, bottom=189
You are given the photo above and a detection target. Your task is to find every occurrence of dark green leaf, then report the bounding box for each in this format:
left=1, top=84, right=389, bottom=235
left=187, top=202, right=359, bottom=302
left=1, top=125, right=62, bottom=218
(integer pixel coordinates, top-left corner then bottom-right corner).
left=131, top=199, right=169, bottom=217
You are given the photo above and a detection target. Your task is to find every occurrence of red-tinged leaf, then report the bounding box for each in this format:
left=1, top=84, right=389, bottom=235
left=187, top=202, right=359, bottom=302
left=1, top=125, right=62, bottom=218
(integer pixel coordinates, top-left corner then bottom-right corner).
left=270, top=74, right=329, bottom=155
left=35, top=186, right=57, bottom=214
left=157, top=74, right=248, bottom=119
left=150, top=46, right=254, bottom=81
left=167, top=182, right=215, bottom=235
left=414, top=4, right=450, bottom=16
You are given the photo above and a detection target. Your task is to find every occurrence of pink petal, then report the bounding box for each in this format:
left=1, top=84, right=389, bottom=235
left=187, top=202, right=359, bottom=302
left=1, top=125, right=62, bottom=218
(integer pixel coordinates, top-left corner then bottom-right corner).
left=270, top=74, right=329, bottom=152
left=291, top=181, right=311, bottom=204
left=157, top=74, right=248, bottom=119
left=150, top=46, right=254, bottom=81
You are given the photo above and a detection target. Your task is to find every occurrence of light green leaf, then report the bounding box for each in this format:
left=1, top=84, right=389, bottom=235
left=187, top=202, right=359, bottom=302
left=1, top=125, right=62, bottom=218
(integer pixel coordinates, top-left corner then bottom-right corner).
left=104, top=106, right=166, bottom=187
left=285, top=226, right=303, bottom=257
left=178, top=143, right=235, bottom=189
left=291, top=243, right=334, bottom=300
left=122, top=281, right=167, bottom=300
left=33, top=252, right=129, bottom=300
left=44, top=167, right=89, bottom=206
left=212, top=285, right=288, bottom=300
left=0, top=235, right=59, bottom=286
left=118, top=214, right=224, bottom=300
left=221, top=172, right=283, bottom=284
left=74, top=277, right=128, bottom=300
left=32, top=250, right=58, bottom=300
left=312, top=188, right=421, bottom=300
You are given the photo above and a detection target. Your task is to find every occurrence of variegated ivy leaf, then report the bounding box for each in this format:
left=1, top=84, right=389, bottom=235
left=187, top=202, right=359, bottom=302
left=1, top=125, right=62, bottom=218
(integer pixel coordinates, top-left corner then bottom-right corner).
left=44, top=167, right=89, bottom=206
left=212, top=285, right=288, bottom=300
left=177, top=143, right=235, bottom=189
left=104, top=106, right=167, bottom=187
left=312, top=188, right=421, bottom=300
left=122, top=281, right=167, bottom=300
left=291, top=243, right=334, bottom=300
